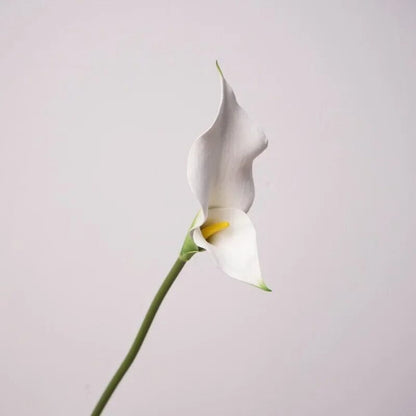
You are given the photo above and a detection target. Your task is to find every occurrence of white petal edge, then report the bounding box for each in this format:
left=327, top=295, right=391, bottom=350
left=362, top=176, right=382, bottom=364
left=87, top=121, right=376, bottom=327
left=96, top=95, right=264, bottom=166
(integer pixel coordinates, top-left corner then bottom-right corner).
left=191, top=207, right=271, bottom=291
left=187, top=69, right=268, bottom=222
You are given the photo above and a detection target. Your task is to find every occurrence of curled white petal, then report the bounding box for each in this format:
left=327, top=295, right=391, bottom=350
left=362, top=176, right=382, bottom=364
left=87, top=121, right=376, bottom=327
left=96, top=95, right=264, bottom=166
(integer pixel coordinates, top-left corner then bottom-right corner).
left=192, top=208, right=271, bottom=291
left=187, top=71, right=268, bottom=222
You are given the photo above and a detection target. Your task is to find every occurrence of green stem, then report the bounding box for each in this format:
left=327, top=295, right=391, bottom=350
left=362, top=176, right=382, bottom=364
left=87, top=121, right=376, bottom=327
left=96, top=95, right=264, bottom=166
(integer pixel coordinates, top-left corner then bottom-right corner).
left=91, top=257, right=187, bottom=416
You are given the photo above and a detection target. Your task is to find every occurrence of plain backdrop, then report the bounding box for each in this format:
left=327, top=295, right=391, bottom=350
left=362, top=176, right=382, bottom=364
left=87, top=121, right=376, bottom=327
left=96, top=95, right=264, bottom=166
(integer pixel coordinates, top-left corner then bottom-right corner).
left=1, top=1, right=415, bottom=415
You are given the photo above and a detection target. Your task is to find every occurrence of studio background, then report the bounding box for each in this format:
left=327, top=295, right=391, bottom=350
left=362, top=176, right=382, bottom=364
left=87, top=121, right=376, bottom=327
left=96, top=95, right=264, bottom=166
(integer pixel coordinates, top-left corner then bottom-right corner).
left=1, top=1, right=415, bottom=415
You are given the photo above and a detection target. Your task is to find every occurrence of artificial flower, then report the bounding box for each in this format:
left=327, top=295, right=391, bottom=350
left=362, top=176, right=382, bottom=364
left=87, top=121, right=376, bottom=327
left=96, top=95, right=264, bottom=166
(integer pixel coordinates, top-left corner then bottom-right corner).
left=186, top=62, right=270, bottom=291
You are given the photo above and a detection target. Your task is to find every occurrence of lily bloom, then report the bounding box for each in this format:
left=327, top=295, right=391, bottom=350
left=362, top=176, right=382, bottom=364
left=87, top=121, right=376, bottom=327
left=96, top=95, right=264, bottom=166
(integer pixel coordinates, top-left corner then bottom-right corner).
left=91, top=62, right=271, bottom=416
left=186, top=63, right=270, bottom=291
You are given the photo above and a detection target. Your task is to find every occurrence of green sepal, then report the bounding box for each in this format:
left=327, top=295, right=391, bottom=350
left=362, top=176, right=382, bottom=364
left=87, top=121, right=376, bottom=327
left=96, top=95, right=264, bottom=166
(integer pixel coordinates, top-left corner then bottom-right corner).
left=179, top=231, right=200, bottom=261
left=179, top=212, right=204, bottom=261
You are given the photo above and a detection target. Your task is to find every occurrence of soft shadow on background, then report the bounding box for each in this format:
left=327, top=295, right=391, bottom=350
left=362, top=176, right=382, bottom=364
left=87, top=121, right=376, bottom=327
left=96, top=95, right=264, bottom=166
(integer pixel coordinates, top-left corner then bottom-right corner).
left=1, top=1, right=415, bottom=415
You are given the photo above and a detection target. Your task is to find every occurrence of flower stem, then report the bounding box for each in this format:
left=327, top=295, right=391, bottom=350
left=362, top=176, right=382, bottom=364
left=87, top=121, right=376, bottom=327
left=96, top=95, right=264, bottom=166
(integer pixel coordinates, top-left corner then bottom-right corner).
left=91, top=257, right=187, bottom=416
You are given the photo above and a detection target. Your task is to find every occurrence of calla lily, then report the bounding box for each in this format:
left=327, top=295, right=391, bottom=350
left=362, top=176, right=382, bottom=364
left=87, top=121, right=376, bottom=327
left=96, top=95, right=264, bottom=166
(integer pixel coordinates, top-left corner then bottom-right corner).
left=185, top=62, right=270, bottom=291
left=92, top=63, right=271, bottom=416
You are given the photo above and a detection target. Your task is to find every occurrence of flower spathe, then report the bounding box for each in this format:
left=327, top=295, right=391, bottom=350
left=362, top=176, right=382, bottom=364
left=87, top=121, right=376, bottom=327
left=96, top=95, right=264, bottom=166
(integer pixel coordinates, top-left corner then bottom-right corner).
left=186, top=62, right=271, bottom=291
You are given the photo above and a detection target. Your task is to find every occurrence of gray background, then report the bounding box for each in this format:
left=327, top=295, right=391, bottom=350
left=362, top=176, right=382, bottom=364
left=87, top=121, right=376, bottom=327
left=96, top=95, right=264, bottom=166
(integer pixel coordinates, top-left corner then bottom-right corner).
left=1, top=1, right=415, bottom=415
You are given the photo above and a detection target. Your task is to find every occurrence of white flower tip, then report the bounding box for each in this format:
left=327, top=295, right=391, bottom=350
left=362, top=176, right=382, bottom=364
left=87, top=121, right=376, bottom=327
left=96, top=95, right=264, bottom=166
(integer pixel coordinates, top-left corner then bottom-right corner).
left=215, top=60, right=224, bottom=78
left=257, top=280, right=272, bottom=292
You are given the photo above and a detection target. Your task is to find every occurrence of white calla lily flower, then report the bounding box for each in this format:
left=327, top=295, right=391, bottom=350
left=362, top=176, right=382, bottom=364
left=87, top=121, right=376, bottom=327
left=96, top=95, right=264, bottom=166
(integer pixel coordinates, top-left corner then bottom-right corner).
left=92, top=63, right=271, bottom=416
left=185, top=62, right=270, bottom=291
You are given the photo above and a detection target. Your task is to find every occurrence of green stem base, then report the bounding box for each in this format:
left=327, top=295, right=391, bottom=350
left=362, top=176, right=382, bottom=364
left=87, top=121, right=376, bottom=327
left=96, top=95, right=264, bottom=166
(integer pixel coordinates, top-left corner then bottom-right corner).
left=91, top=257, right=186, bottom=416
